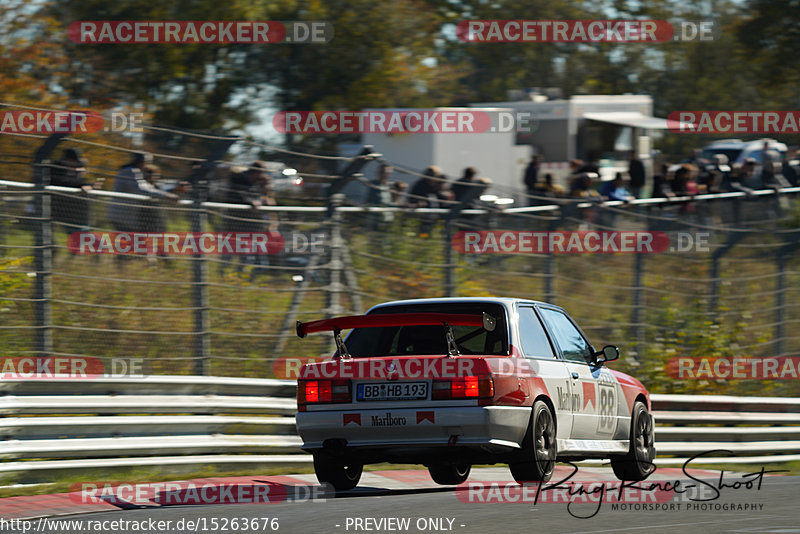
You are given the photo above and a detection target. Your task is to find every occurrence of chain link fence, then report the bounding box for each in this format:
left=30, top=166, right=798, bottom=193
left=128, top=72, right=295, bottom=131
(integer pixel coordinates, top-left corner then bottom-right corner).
left=2, top=125, right=800, bottom=397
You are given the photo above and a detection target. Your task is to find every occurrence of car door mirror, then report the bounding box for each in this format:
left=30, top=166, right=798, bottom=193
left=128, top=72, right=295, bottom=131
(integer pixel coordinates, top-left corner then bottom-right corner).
left=594, top=345, right=620, bottom=364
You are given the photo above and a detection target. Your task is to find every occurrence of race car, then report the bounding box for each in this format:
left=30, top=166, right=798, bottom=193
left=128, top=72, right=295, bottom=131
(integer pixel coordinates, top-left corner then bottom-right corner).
left=294, top=297, right=655, bottom=490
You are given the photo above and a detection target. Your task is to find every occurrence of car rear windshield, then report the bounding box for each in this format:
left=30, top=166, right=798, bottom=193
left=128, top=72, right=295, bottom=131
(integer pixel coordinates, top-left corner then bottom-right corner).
left=344, top=303, right=508, bottom=357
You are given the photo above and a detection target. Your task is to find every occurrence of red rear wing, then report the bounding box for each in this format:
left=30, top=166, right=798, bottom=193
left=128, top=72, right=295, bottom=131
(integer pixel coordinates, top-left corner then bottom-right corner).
left=296, top=312, right=496, bottom=338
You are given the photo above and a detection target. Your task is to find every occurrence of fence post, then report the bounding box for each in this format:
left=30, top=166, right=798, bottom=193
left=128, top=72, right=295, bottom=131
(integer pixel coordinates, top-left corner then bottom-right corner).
left=326, top=194, right=345, bottom=319
left=189, top=137, right=237, bottom=375
left=191, top=183, right=209, bottom=376
left=444, top=217, right=455, bottom=297
left=775, top=236, right=800, bottom=358
left=775, top=248, right=785, bottom=358
left=544, top=216, right=559, bottom=302
left=631, top=251, right=644, bottom=361
left=32, top=134, right=65, bottom=358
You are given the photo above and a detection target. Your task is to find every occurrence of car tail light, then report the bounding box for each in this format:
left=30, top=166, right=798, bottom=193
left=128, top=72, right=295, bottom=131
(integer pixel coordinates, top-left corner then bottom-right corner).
left=432, top=375, right=494, bottom=400
left=298, top=379, right=351, bottom=405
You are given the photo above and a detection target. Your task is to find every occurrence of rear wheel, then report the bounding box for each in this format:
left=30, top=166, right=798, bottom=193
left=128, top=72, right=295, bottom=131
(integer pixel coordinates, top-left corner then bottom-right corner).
left=428, top=461, right=471, bottom=485
left=313, top=454, right=363, bottom=491
left=509, top=400, right=556, bottom=483
left=611, top=401, right=655, bottom=481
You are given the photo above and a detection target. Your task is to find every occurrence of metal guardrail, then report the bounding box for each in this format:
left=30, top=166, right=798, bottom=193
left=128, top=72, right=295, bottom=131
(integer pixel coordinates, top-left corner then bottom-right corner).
left=1, top=377, right=799, bottom=477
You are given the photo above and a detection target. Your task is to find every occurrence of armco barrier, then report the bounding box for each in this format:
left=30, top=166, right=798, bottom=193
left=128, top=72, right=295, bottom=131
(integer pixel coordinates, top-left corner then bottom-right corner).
left=1, top=377, right=799, bottom=478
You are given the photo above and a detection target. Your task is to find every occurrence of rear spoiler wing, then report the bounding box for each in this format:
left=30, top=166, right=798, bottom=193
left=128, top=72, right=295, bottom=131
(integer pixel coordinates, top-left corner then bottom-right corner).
left=296, top=312, right=496, bottom=338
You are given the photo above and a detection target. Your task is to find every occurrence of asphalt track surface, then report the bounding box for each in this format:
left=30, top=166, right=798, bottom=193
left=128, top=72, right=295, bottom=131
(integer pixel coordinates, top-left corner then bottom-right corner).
left=9, top=468, right=800, bottom=534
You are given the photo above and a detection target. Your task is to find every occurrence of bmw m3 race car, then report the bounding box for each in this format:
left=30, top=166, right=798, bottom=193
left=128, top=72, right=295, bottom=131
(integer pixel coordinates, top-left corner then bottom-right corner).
left=294, top=297, right=655, bottom=490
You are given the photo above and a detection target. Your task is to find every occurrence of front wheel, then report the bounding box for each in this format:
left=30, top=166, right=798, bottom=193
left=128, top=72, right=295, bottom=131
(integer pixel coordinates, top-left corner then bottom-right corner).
left=428, top=461, right=471, bottom=485
left=611, top=401, right=655, bottom=481
left=313, top=454, right=363, bottom=491
left=509, top=400, right=556, bottom=483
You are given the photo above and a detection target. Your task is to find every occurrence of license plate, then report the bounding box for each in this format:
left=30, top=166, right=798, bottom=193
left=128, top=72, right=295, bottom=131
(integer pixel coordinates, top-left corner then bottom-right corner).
left=357, top=382, right=428, bottom=401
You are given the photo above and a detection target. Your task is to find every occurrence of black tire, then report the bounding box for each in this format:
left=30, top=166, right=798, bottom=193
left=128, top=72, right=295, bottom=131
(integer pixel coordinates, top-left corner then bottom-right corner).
left=428, top=461, right=471, bottom=485
left=313, top=454, right=363, bottom=491
left=611, top=401, right=656, bottom=481
left=509, top=400, right=556, bottom=483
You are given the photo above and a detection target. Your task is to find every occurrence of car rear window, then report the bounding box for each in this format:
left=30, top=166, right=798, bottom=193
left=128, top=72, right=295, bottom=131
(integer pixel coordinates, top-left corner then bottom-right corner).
left=344, top=303, right=508, bottom=357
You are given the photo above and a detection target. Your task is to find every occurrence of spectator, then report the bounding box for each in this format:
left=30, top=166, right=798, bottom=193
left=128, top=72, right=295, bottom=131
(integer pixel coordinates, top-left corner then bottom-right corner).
left=409, top=166, right=453, bottom=208
left=523, top=154, right=541, bottom=203
left=452, top=166, right=479, bottom=204
left=652, top=164, right=675, bottom=199
left=705, top=154, right=731, bottom=193
left=672, top=164, right=699, bottom=214
left=137, top=164, right=178, bottom=234
left=367, top=164, right=394, bottom=229
left=569, top=172, right=601, bottom=199
left=221, top=161, right=275, bottom=277
left=736, top=158, right=762, bottom=191
left=599, top=173, right=635, bottom=202
left=367, top=164, right=393, bottom=206
left=108, top=153, right=174, bottom=233
left=628, top=151, right=646, bottom=198
left=409, top=166, right=453, bottom=236
left=390, top=181, right=409, bottom=207
left=671, top=164, right=699, bottom=195
left=50, top=148, right=92, bottom=241
left=533, top=173, right=565, bottom=198
left=569, top=159, right=585, bottom=179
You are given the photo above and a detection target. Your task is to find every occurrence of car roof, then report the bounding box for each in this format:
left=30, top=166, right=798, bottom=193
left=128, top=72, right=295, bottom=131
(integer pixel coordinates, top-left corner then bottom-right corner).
left=367, top=297, right=558, bottom=314
left=704, top=138, right=787, bottom=150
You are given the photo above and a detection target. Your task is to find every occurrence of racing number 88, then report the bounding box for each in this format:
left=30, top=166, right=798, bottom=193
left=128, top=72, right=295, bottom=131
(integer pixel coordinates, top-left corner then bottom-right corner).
left=598, top=387, right=615, bottom=431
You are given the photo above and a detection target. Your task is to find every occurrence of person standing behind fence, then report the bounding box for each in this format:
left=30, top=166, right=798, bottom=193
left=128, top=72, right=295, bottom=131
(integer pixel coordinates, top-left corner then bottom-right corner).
left=137, top=163, right=179, bottom=234
left=109, top=153, right=174, bottom=232
left=221, top=161, right=274, bottom=277
left=50, top=148, right=93, bottom=243
left=523, top=154, right=541, bottom=204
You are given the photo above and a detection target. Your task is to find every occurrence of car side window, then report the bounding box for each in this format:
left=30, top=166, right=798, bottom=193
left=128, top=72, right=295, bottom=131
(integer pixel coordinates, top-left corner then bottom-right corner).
left=518, top=307, right=555, bottom=359
left=539, top=308, right=593, bottom=364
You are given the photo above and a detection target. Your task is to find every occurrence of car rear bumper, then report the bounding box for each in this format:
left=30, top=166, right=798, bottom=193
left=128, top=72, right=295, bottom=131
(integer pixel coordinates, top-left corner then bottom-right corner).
left=296, top=405, right=531, bottom=454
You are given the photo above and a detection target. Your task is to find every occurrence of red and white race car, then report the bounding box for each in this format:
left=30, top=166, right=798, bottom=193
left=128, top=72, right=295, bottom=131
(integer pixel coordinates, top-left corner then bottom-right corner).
left=295, top=297, right=655, bottom=490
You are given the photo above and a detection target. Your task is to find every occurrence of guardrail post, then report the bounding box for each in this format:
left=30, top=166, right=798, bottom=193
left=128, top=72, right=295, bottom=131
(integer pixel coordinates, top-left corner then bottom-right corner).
left=33, top=134, right=65, bottom=358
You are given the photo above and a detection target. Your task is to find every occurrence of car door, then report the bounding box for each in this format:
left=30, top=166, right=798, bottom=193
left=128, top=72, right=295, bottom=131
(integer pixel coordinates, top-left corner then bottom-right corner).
left=516, top=305, right=573, bottom=441
left=537, top=306, right=615, bottom=440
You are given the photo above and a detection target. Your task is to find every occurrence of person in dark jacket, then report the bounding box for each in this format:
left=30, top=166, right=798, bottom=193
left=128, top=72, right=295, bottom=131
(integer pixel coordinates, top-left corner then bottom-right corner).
left=628, top=151, right=645, bottom=198
left=50, top=148, right=92, bottom=238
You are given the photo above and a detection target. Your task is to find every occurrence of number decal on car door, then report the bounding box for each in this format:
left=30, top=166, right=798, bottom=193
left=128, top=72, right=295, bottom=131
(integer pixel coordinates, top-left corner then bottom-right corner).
left=597, top=385, right=616, bottom=433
